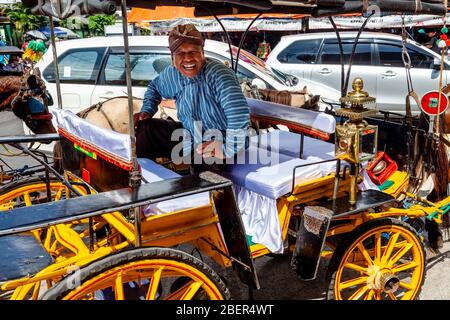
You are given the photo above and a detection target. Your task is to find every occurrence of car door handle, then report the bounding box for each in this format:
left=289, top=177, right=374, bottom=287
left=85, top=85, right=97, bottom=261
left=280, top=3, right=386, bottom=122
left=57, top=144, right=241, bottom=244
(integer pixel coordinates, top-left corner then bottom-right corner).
left=381, top=70, right=397, bottom=77
left=318, top=68, right=332, bottom=75
left=99, top=91, right=117, bottom=99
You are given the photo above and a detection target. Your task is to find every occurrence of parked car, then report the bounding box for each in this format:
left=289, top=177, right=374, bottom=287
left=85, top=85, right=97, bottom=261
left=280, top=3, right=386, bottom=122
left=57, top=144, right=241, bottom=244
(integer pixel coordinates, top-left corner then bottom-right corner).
left=266, top=31, right=450, bottom=115
left=35, top=35, right=340, bottom=117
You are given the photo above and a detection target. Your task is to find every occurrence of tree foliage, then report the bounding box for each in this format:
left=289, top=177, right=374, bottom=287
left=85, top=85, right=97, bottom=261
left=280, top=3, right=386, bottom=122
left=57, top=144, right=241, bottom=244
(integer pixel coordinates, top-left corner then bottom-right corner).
left=5, top=3, right=48, bottom=44
left=88, top=14, right=117, bottom=36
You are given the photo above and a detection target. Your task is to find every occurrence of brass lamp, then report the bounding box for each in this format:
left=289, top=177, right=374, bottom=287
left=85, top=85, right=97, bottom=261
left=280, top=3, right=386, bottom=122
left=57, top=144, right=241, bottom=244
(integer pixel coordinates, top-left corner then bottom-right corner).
left=335, top=78, right=378, bottom=204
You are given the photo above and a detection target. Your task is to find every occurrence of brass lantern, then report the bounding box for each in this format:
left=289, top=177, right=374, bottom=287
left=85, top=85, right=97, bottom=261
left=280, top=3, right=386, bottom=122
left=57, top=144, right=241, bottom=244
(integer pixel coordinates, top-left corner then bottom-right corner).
left=335, top=77, right=378, bottom=164
left=335, top=77, right=378, bottom=204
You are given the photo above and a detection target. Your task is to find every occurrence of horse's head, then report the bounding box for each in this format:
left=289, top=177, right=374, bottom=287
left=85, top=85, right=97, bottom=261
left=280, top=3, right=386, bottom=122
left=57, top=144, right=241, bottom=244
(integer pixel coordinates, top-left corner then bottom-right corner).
left=11, top=69, right=57, bottom=136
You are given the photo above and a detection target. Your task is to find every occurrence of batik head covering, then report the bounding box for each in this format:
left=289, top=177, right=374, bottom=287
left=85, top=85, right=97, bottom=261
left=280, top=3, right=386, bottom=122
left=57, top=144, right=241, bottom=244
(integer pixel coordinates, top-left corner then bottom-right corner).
left=168, top=24, right=204, bottom=53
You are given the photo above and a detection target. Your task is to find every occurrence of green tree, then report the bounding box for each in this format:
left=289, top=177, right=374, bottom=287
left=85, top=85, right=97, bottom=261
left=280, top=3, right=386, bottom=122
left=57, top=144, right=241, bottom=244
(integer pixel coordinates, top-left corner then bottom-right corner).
left=88, top=14, right=117, bottom=36
left=5, top=3, right=48, bottom=45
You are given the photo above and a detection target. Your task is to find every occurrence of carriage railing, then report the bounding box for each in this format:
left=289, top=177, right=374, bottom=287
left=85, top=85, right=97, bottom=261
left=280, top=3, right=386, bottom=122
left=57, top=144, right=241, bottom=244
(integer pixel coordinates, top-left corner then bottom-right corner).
left=0, top=134, right=62, bottom=198
left=0, top=173, right=230, bottom=236
left=288, top=158, right=345, bottom=199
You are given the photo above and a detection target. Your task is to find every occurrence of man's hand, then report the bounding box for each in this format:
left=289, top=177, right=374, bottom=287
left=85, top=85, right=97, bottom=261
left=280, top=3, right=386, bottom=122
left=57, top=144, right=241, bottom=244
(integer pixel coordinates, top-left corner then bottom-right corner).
left=196, top=140, right=225, bottom=159
left=133, top=112, right=151, bottom=131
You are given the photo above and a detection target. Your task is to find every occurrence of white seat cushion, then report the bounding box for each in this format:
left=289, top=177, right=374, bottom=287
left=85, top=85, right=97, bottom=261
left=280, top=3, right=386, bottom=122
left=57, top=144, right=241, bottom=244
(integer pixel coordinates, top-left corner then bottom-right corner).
left=250, top=130, right=335, bottom=160
left=225, top=145, right=330, bottom=199
left=246, top=98, right=336, bottom=134
left=52, top=109, right=132, bottom=168
left=138, top=158, right=210, bottom=215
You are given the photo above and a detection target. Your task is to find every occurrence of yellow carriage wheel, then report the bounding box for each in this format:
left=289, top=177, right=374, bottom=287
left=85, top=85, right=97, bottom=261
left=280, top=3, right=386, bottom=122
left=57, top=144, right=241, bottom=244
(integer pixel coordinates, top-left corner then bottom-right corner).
left=327, top=218, right=425, bottom=300
left=0, top=177, right=66, bottom=209
left=41, top=248, right=230, bottom=300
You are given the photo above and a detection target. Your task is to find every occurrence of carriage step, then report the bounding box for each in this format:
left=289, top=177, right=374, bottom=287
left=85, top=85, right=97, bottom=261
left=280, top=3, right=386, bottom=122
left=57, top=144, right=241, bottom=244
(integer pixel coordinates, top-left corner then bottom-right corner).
left=322, top=189, right=396, bottom=218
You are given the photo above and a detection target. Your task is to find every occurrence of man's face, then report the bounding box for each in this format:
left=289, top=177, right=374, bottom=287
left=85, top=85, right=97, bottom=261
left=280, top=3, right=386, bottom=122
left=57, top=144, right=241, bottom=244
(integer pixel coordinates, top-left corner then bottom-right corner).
left=172, top=42, right=205, bottom=78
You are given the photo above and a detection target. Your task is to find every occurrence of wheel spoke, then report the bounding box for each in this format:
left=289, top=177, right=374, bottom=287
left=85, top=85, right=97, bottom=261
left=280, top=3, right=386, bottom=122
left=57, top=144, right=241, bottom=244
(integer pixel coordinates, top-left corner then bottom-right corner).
left=387, top=292, right=398, bottom=300
left=339, top=276, right=368, bottom=290
left=145, top=267, right=164, bottom=300
left=165, top=282, right=193, bottom=300
left=381, top=232, right=400, bottom=265
left=180, top=281, right=203, bottom=300
left=357, top=243, right=373, bottom=266
left=348, top=285, right=368, bottom=300
left=399, top=281, right=414, bottom=291
left=392, top=261, right=418, bottom=273
left=374, top=291, right=382, bottom=300
left=23, top=192, right=32, bottom=206
left=365, top=289, right=375, bottom=300
left=343, top=262, right=368, bottom=274
left=115, top=272, right=125, bottom=300
left=387, top=243, right=413, bottom=268
left=375, top=232, right=382, bottom=264
left=55, top=188, right=64, bottom=201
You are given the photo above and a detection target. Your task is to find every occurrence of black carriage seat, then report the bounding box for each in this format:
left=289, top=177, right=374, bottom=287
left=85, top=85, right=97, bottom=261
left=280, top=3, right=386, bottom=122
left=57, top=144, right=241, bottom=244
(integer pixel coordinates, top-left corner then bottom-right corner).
left=0, top=234, right=53, bottom=282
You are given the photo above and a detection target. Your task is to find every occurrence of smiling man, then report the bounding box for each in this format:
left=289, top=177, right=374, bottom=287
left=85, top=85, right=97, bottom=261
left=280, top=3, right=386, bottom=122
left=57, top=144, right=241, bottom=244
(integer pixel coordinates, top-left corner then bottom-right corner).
left=135, top=24, right=250, bottom=173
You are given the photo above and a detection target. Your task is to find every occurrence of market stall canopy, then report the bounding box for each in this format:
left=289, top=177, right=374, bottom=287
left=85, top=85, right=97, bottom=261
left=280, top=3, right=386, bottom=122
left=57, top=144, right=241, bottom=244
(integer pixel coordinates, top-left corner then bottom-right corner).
left=38, top=26, right=79, bottom=39
left=307, top=14, right=450, bottom=29
left=127, top=6, right=299, bottom=22
left=26, top=30, right=48, bottom=40
left=21, top=0, right=448, bottom=20
left=125, top=0, right=448, bottom=17
left=128, top=6, right=302, bottom=32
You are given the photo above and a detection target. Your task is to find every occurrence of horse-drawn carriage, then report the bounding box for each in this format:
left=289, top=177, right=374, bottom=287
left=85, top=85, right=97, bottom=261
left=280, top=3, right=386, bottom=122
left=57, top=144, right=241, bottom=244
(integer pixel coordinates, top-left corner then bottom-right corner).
left=1, top=0, right=449, bottom=300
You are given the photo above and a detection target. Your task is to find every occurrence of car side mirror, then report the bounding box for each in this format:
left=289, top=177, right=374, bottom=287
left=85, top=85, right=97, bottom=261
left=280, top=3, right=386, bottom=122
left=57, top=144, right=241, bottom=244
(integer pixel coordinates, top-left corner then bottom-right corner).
left=251, top=78, right=267, bottom=90
left=433, top=57, right=441, bottom=69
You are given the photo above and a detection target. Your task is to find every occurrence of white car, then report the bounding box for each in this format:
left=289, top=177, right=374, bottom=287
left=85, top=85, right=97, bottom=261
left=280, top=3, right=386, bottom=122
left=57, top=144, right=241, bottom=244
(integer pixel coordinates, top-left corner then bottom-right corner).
left=36, top=35, right=340, bottom=116
left=267, top=31, right=450, bottom=115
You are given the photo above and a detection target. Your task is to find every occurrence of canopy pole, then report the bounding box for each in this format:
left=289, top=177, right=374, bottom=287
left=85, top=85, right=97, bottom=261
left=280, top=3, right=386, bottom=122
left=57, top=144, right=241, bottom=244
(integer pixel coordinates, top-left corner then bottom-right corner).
left=234, top=12, right=262, bottom=73
left=195, top=2, right=236, bottom=70
left=328, top=17, right=345, bottom=99
left=343, top=11, right=375, bottom=95
left=436, top=1, right=448, bottom=137
left=49, top=16, right=63, bottom=109
left=120, top=0, right=142, bottom=247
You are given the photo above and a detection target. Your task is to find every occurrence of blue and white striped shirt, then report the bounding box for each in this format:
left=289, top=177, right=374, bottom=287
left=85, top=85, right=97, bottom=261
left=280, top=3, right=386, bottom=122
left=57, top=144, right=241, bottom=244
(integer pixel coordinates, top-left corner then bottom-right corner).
left=141, top=58, right=250, bottom=158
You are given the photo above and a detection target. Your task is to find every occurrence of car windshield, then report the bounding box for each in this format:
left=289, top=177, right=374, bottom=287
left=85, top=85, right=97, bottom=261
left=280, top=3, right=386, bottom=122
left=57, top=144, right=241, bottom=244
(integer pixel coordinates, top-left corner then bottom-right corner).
left=227, top=47, right=294, bottom=87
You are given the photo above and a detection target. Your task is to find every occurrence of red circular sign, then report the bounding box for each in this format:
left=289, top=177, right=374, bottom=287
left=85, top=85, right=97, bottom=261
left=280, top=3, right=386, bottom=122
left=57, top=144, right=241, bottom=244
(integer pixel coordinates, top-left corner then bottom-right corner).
left=420, top=91, right=449, bottom=116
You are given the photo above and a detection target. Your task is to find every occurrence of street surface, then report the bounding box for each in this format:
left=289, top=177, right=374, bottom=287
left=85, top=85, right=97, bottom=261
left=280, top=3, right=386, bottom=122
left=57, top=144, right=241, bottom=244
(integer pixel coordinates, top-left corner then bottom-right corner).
left=1, top=110, right=449, bottom=300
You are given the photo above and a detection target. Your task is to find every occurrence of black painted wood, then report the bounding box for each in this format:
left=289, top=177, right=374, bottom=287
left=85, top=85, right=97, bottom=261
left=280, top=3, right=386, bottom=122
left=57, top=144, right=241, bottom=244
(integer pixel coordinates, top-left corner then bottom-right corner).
left=0, top=173, right=233, bottom=237
left=322, top=189, right=396, bottom=218
left=212, top=184, right=260, bottom=290
left=0, top=234, right=53, bottom=281
left=291, top=207, right=332, bottom=281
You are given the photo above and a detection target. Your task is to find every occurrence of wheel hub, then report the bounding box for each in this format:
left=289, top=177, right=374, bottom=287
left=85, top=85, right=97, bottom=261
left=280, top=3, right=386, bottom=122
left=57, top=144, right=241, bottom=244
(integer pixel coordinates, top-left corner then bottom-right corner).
left=368, top=267, right=400, bottom=293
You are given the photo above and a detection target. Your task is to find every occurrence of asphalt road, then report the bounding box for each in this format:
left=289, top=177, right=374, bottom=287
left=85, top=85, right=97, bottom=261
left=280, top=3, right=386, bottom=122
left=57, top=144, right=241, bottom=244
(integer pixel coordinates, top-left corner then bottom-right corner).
left=1, top=110, right=449, bottom=300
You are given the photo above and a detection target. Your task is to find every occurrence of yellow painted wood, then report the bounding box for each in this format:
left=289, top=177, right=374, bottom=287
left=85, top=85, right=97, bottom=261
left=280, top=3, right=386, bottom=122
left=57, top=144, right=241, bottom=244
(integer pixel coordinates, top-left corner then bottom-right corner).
left=53, top=224, right=90, bottom=255
left=146, top=267, right=163, bottom=300
left=382, top=171, right=409, bottom=197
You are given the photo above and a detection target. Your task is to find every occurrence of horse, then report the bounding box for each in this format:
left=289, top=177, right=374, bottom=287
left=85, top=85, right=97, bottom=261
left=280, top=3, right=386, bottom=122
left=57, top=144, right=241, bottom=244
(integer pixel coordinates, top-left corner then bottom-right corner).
left=0, top=68, right=56, bottom=135
left=76, top=96, right=177, bottom=134
left=51, top=96, right=177, bottom=172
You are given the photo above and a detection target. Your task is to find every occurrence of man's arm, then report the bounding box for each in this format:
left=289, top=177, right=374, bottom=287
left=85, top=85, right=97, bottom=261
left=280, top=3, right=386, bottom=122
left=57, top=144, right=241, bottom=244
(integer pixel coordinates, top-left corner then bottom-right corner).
left=141, top=76, right=163, bottom=117
left=214, top=65, right=250, bottom=158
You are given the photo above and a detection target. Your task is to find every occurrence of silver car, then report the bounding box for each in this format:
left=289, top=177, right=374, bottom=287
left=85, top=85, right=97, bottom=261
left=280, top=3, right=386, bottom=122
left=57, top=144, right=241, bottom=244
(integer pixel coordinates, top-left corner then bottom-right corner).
left=266, top=31, right=449, bottom=115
